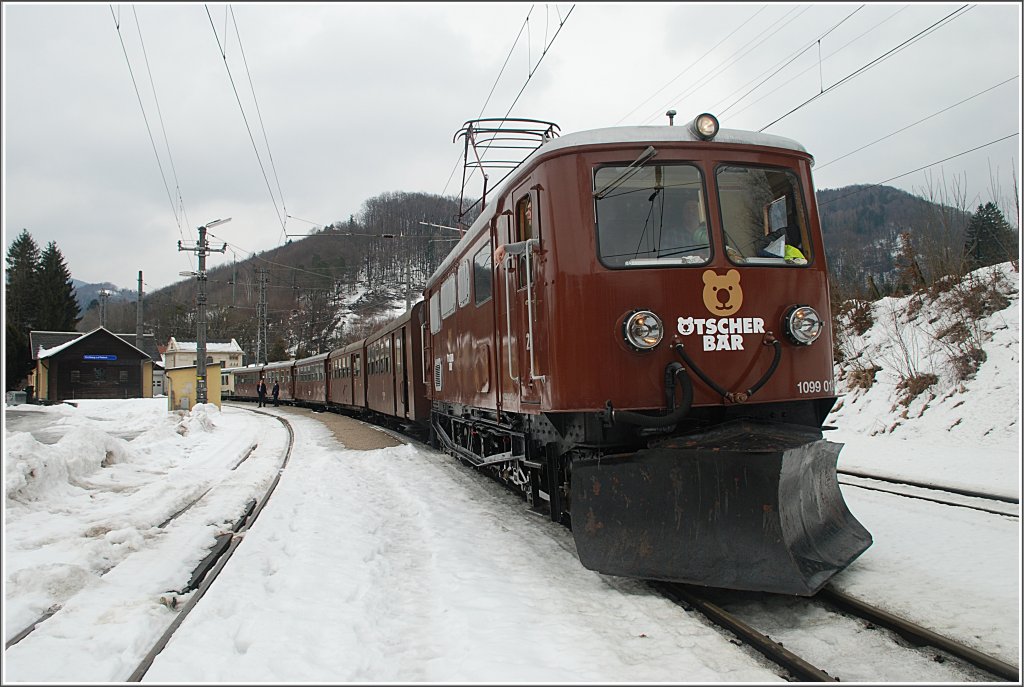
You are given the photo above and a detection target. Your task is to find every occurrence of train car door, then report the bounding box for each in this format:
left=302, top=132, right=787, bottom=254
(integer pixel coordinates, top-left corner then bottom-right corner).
left=511, top=189, right=542, bottom=406
left=352, top=351, right=364, bottom=409
left=495, top=211, right=519, bottom=411
left=395, top=326, right=408, bottom=419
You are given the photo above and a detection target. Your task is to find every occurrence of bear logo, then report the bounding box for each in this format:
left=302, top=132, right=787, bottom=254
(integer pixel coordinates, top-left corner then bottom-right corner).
left=702, top=269, right=743, bottom=315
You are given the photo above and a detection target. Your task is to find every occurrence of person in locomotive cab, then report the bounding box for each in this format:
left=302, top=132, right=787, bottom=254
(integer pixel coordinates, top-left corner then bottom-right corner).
left=257, top=378, right=267, bottom=407
left=494, top=195, right=535, bottom=271
left=682, top=198, right=709, bottom=254
left=272, top=380, right=280, bottom=407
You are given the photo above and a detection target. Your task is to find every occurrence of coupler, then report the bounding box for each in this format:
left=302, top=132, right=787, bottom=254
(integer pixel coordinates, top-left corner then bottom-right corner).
left=571, top=419, right=872, bottom=595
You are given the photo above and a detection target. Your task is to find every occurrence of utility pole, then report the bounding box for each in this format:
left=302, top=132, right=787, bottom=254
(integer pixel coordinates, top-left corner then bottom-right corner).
left=99, top=289, right=111, bottom=327
left=136, top=271, right=144, bottom=351
left=256, top=267, right=268, bottom=365
left=179, top=218, right=230, bottom=405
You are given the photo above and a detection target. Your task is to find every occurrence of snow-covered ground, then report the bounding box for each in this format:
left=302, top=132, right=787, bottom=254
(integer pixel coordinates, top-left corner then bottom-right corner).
left=3, top=263, right=1020, bottom=682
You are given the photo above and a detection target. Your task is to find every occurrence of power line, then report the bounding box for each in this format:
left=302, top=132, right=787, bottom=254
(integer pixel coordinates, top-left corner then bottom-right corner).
left=460, top=4, right=575, bottom=203
left=204, top=3, right=288, bottom=240
left=640, top=4, right=812, bottom=126
left=759, top=4, right=972, bottom=132
left=718, top=5, right=865, bottom=117
left=817, top=133, right=1020, bottom=207
left=131, top=5, right=192, bottom=237
left=108, top=4, right=192, bottom=269
left=615, top=4, right=768, bottom=126
left=726, top=4, right=911, bottom=121
left=230, top=7, right=288, bottom=241
left=440, top=5, right=537, bottom=199
left=815, top=76, right=1020, bottom=171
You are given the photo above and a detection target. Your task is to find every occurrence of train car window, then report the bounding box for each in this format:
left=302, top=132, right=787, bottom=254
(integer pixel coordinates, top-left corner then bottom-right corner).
left=440, top=273, right=457, bottom=319
left=458, top=259, right=471, bottom=308
left=594, top=163, right=710, bottom=268
left=515, top=196, right=535, bottom=288
left=429, top=292, right=441, bottom=333
left=716, top=165, right=811, bottom=266
left=473, top=242, right=493, bottom=306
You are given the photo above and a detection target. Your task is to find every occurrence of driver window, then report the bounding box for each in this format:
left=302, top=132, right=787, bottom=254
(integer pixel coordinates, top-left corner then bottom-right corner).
left=515, top=195, right=534, bottom=288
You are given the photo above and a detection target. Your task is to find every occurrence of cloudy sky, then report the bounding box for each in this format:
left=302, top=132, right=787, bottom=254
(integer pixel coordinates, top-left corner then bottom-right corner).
left=2, top=2, right=1021, bottom=292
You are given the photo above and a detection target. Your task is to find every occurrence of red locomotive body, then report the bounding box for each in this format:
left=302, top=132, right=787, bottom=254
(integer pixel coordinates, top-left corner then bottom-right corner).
left=420, top=116, right=870, bottom=595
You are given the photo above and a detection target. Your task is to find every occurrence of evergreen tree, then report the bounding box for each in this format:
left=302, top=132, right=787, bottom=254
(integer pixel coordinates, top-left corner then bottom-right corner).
left=268, top=337, right=289, bottom=362
left=5, top=230, right=41, bottom=389
left=5, top=229, right=41, bottom=330
left=37, top=241, right=81, bottom=331
left=963, top=202, right=1018, bottom=269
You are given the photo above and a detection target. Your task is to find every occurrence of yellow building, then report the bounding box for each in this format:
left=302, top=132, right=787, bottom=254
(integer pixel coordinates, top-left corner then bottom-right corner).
left=166, top=363, right=222, bottom=411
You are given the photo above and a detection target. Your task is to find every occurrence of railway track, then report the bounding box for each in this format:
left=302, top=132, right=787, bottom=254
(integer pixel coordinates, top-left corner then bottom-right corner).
left=838, top=469, right=1019, bottom=517
left=4, top=408, right=294, bottom=682
left=126, top=409, right=295, bottom=681
left=655, top=582, right=1019, bottom=682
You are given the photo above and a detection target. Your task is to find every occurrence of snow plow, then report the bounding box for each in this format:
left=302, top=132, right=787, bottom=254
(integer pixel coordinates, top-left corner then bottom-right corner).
left=570, top=420, right=873, bottom=596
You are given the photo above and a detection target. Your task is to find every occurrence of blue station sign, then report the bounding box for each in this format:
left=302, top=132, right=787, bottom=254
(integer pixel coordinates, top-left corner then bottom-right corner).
left=83, top=354, right=118, bottom=361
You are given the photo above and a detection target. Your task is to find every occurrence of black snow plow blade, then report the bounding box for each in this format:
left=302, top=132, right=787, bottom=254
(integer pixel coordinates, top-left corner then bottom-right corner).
left=571, top=420, right=872, bottom=596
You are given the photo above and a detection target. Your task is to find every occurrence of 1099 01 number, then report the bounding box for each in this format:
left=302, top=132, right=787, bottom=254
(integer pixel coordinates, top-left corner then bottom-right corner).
left=796, top=379, right=832, bottom=394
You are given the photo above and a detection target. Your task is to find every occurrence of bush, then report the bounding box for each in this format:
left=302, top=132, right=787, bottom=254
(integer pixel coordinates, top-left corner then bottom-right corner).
left=896, top=372, right=938, bottom=406
left=846, top=363, right=882, bottom=390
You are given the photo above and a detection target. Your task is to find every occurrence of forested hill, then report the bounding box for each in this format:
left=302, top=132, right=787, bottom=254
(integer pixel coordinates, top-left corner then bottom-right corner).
left=815, top=184, right=973, bottom=297
left=83, top=191, right=471, bottom=359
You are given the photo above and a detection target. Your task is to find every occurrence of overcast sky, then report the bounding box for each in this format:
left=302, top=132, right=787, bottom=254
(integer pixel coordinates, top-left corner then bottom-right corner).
left=2, top=2, right=1021, bottom=293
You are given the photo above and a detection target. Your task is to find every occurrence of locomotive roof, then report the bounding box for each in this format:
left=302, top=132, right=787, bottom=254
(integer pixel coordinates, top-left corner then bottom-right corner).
left=428, top=124, right=811, bottom=285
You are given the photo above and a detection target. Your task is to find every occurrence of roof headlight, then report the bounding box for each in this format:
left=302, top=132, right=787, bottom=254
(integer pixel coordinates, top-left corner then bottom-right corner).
left=623, top=310, right=664, bottom=351
left=784, top=305, right=823, bottom=345
left=691, top=113, right=719, bottom=141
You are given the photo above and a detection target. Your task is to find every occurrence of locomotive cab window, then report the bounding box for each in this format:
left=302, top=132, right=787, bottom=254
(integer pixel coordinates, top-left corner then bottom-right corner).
left=716, top=165, right=811, bottom=266
left=514, top=195, right=535, bottom=289
left=473, top=242, right=493, bottom=306
left=594, top=163, right=710, bottom=268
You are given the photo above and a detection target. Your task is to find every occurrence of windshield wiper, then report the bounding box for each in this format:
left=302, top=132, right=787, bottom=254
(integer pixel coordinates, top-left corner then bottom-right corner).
left=593, top=146, right=657, bottom=200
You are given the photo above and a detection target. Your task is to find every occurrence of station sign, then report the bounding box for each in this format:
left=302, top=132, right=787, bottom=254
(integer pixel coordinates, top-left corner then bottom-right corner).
left=83, top=354, right=118, bottom=361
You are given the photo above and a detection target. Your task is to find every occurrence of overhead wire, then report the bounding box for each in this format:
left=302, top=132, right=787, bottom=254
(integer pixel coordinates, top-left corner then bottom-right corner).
left=726, top=4, right=911, bottom=120
left=440, top=5, right=536, bottom=198
left=204, top=3, right=288, bottom=242
left=815, top=76, right=1020, bottom=171
left=817, top=133, right=1020, bottom=207
left=615, top=4, right=769, bottom=126
left=640, top=4, right=812, bottom=125
left=718, top=5, right=865, bottom=117
left=758, top=4, right=973, bottom=131
left=108, top=4, right=193, bottom=270
left=131, top=5, right=193, bottom=238
left=230, top=6, right=289, bottom=238
left=465, top=5, right=576, bottom=201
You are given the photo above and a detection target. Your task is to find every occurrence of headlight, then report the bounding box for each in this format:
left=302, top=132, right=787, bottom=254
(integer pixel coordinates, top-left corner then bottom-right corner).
left=623, top=310, right=664, bottom=351
left=690, top=113, right=719, bottom=141
left=784, top=305, right=823, bottom=345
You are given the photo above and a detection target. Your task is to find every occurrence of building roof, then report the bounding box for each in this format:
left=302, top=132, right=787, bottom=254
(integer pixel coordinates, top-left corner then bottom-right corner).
left=31, top=330, right=161, bottom=360
left=33, top=327, right=151, bottom=361
left=165, top=337, right=243, bottom=354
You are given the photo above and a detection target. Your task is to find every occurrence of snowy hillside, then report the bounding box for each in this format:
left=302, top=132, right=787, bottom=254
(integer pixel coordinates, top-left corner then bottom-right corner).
left=829, top=262, right=1021, bottom=494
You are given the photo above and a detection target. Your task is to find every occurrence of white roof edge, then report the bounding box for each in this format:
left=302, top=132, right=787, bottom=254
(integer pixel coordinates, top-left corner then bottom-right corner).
left=428, top=125, right=811, bottom=283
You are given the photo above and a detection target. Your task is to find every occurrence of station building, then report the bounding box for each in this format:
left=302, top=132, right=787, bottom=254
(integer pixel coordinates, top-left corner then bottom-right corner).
left=30, top=328, right=155, bottom=403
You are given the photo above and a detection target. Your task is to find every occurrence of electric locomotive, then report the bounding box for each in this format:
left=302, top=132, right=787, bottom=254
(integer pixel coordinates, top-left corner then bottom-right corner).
left=422, top=114, right=871, bottom=595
